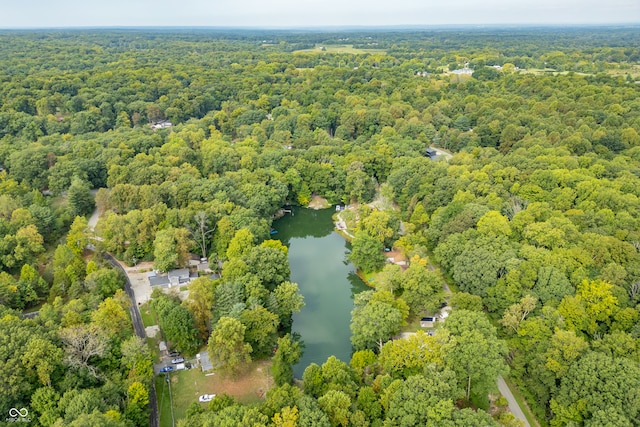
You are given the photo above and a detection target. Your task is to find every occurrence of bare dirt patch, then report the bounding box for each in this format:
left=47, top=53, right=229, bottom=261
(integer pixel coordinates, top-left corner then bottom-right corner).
left=385, top=248, right=407, bottom=264
left=212, top=360, right=274, bottom=403
left=308, top=195, right=330, bottom=210
left=156, top=360, right=275, bottom=426
left=123, top=261, right=155, bottom=304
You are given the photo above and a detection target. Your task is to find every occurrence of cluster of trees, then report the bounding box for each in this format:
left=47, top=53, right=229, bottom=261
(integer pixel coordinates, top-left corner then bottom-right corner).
left=151, top=234, right=304, bottom=376
left=1, top=27, right=639, bottom=426
left=179, top=310, right=511, bottom=426
left=0, top=175, right=96, bottom=309
left=385, top=140, right=640, bottom=422
left=1, top=29, right=638, bottom=145
left=0, top=216, right=152, bottom=426
left=205, top=232, right=305, bottom=374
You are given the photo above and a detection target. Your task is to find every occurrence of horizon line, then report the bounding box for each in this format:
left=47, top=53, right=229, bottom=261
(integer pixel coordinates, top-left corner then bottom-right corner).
left=1, top=22, right=640, bottom=31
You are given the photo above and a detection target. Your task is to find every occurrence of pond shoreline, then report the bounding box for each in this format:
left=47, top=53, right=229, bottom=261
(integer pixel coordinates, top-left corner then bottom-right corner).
left=274, top=208, right=369, bottom=378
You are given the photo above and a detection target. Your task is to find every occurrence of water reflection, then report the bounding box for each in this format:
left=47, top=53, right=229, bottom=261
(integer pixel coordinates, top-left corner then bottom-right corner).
left=274, top=208, right=369, bottom=378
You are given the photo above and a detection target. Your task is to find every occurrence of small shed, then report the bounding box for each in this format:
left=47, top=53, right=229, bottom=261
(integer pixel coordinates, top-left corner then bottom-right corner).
left=420, top=317, right=437, bottom=328
left=198, top=351, right=213, bottom=372
left=159, top=341, right=168, bottom=356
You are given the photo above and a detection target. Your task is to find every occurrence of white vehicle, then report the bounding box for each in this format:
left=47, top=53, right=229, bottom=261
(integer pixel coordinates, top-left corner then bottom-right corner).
left=199, top=394, right=215, bottom=403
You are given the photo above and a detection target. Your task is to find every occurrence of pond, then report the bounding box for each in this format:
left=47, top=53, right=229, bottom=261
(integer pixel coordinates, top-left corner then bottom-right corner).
left=274, top=208, right=369, bottom=378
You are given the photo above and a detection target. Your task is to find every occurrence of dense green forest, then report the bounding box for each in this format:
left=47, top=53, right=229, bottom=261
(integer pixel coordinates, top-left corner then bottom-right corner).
left=1, top=27, right=640, bottom=426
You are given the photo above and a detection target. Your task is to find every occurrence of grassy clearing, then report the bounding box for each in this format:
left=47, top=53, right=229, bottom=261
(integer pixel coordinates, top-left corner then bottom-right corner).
left=607, top=64, right=640, bottom=78
left=356, top=270, right=378, bottom=289
left=400, top=315, right=431, bottom=333
left=294, top=44, right=386, bottom=54
left=139, top=302, right=158, bottom=328
left=155, top=360, right=274, bottom=427
left=23, top=301, right=45, bottom=313
left=520, top=65, right=640, bottom=79
left=147, top=336, right=162, bottom=364
left=335, top=229, right=354, bottom=242
left=519, top=68, right=560, bottom=75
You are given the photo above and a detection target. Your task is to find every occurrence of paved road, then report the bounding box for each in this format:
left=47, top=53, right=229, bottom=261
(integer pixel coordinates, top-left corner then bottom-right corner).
left=498, top=376, right=530, bottom=427
left=104, top=252, right=159, bottom=427
left=429, top=247, right=528, bottom=425
left=87, top=190, right=100, bottom=231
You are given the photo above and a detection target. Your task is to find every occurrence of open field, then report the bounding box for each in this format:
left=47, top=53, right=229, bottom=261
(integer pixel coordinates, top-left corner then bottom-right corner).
left=606, top=64, right=640, bottom=78
left=294, top=44, right=386, bottom=54
left=520, top=65, right=640, bottom=78
left=156, top=360, right=273, bottom=427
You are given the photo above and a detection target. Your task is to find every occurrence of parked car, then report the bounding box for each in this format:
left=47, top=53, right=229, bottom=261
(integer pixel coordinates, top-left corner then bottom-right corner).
left=159, top=366, right=174, bottom=373
left=171, top=357, right=185, bottom=364
left=168, top=351, right=180, bottom=358
left=199, top=394, right=215, bottom=403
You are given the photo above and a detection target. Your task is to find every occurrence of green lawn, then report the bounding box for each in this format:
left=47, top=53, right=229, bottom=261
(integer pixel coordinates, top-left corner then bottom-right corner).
left=155, top=360, right=273, bottom=427
left=400, top=315, right=432, bottom=333
left=156, top=369, right=202, bottom=427
left=139, top=302, right=158, bottom=328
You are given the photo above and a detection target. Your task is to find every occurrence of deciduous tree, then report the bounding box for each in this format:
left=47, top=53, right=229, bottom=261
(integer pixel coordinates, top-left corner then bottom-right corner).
left=208, top=317, right=252, bottom=376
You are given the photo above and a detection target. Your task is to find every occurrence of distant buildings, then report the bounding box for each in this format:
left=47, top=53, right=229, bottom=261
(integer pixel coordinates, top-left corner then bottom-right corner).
left=450, top=68, right=474, bottom=75
left=150, top=120, right=172, bottom=130
left=425, top=147, right=438, bottom=159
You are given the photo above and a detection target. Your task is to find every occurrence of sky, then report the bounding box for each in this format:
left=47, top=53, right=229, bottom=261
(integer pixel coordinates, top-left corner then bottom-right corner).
left=0, top=0, right=638, bottom=28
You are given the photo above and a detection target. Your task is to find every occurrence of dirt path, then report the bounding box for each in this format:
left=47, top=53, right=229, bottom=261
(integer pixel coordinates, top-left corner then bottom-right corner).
left=431, top=146, right=453, bottom=160
left=335, top=211, right=355, bottom=239
left=88, top=189, right=100, bottom=230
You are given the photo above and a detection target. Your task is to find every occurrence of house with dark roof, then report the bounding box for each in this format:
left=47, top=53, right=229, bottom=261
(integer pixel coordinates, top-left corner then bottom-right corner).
left=168, top=268, right=190, bottom=287
left=420, top=316, right=437, bottom=328
left=148, top=268, right=198, bottom=288
left=147, top=271, right=169, bottom=287
left=425, top=147, right=438, bottom=159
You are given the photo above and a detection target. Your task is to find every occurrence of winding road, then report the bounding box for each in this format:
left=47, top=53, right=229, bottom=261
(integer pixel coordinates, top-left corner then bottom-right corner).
left=89, top=201, right=159, bottom=427
left=426, top=151, right=531, bottom=426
